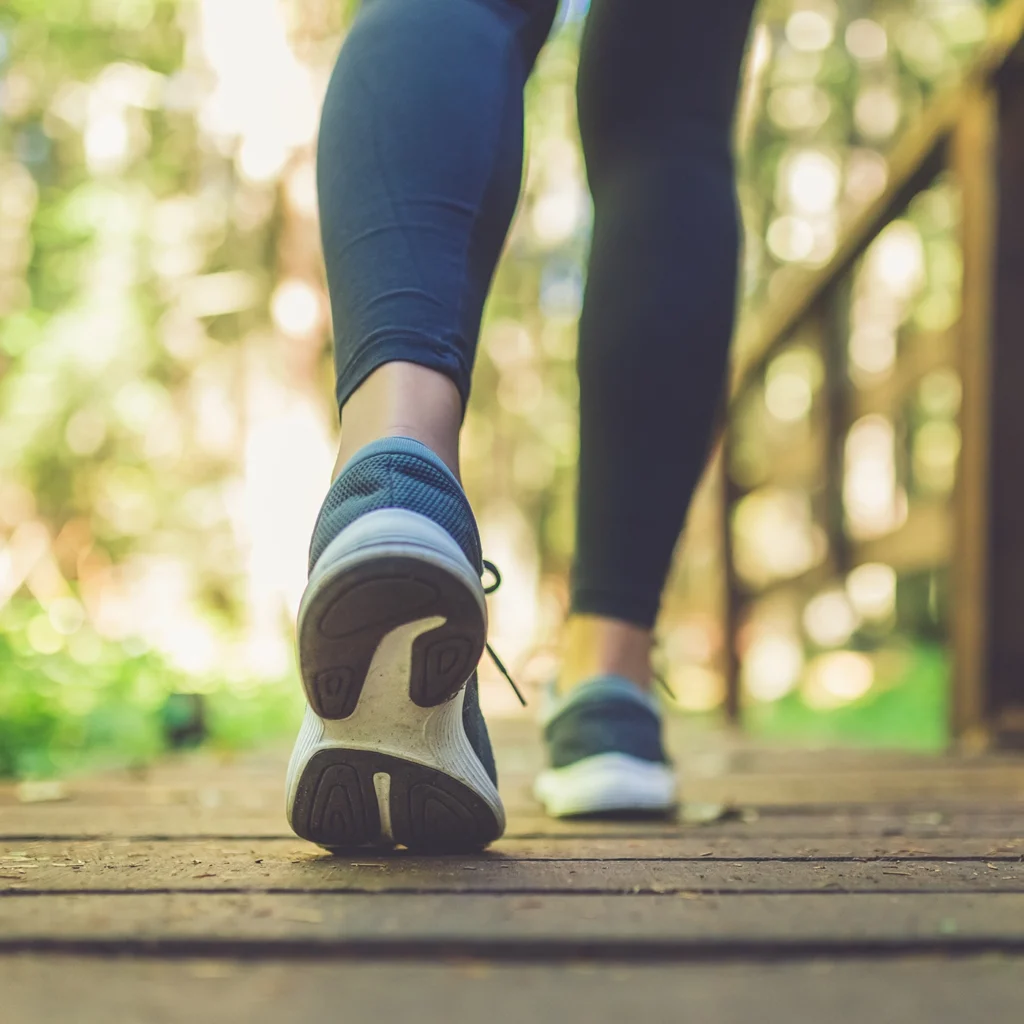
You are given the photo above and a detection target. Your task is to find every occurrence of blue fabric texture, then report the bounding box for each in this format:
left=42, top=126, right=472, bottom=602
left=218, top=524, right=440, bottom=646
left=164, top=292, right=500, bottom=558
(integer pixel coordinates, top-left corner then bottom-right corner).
left=542, top=676, right=668, bottom=770
left=462, top=671, right=497, bottom=786
left=319, top=0, right=559, bottom=414
left=308, top=437, right=482, bottom=574
left=307, top=437, right=494, bottom=785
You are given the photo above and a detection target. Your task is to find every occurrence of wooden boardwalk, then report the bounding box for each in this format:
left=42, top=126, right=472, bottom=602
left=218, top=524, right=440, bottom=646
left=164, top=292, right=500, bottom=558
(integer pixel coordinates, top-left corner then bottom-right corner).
left=3, top=718, right=1024, bottom=1022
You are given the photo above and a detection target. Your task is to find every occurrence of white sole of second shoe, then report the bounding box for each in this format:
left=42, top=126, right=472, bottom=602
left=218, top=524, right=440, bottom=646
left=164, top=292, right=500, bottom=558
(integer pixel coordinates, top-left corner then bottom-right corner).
left=286, top=509, right=504, bottom=852
left=534, top=752, right=677, bottom=818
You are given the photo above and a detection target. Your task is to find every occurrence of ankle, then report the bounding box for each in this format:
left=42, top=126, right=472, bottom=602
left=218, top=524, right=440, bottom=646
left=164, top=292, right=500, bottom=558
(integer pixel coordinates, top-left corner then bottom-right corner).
left=557, top=614, right=654, bottom=696
left=334, top=362, right=462, bottom=481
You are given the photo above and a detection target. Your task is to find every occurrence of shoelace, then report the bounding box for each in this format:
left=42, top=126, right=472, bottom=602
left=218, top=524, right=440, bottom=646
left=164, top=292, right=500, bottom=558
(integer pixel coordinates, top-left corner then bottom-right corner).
left=479, top=564, right=676, bottom=708
left=481, top=559, right=527, bottom=707
left=652, top=672, right=678, bottom=701
left=650, top=645, right=679, bottom=702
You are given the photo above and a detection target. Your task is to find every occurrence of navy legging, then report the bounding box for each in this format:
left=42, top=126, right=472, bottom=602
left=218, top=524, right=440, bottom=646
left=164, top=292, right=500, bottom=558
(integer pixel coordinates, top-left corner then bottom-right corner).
left=317, top=0, right=757, bottom=628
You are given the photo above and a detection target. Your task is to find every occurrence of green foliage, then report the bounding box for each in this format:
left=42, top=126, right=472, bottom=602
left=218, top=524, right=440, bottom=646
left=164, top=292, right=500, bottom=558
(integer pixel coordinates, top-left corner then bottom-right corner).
left=0, top=598, right=303, bottom=778
left=744, top=643, right=948, bottom=751
left=2, top=0, right=289, bottom=780
left=0, top=610, right=167, bottom=778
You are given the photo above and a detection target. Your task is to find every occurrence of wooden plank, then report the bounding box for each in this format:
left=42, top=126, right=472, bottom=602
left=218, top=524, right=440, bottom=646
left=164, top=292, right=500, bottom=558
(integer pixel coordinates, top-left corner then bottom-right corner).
left=6, top=737, right=1024, bottom=807
left=4, top=957, right=1024, bottom=1024
left=0, top=783, right=282, bottom=809
left=6, top=762, right=1024, bottom=812
left=6, top=725, right=995, bottom=778
left=6, top=834, right=1024, bottom=862
left=504, top=807, right=1024, bottom=839
left=708, top=748, right=1024, bottom=772
left=495, top=835, right=1024, bottom=859
left=3, top=840, right=1023, bottom=894
left=682, top=767, right=1024, bottom=804
left=5, top=892, right=1024, bottom=953
left=0, top=808, right=291, bottom=839
left=3, top=804, right=1024, bottom=840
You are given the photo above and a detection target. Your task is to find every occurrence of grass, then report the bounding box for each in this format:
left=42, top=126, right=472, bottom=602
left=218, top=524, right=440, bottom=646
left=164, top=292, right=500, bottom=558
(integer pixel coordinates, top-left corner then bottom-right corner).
left=0, top=613, right=304, bottom=779
left=743, top=642, right=949, bottom=752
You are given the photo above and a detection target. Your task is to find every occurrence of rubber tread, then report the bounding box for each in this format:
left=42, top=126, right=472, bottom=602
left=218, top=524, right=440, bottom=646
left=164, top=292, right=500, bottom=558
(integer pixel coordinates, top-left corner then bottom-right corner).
left=299, top=554, right=486, bottom=719
left=290, top=748, right=502, bottom=853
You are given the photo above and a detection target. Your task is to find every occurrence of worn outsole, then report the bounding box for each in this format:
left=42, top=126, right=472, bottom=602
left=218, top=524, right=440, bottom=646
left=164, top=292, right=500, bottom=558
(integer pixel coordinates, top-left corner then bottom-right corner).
left=290, top=747, right=502, bottom=853
left=298, top=555, right=486, bottom=720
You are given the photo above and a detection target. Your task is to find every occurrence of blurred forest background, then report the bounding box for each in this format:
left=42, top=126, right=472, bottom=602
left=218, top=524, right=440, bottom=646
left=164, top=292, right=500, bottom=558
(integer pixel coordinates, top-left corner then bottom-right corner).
left=0, top=0, right=995, bottom=777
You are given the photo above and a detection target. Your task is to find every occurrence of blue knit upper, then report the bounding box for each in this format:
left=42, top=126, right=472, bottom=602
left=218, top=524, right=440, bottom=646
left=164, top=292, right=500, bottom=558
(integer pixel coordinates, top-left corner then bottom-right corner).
left=308, top=437, right=482, bottom=575
left=306, top=436, right=494, bottom=784
left=542, top=677, right=669, bottom=770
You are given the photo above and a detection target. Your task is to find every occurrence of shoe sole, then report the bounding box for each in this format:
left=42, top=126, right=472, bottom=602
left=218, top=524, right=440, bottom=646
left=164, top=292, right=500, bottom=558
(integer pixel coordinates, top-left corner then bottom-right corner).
left=290, top=746, right=500, bottom=853
left=298, top=540, right=486, bottom=721
left=287, top=509, right=504, bottom=853
left=534, top=752, right=677, bottom=818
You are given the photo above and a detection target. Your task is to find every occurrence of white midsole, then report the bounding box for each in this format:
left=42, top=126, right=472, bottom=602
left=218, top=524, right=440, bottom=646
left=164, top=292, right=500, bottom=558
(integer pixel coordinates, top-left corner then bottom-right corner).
left=297, top=507, right=487, bottom=649
left=287, top=509, right=503, bottom=834
left=534, top=752, right=677, bottom=818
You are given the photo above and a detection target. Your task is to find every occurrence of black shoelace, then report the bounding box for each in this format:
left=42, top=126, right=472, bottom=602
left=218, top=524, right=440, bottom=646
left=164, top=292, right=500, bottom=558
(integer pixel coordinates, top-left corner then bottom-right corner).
left=652, top=672, right=678, bottom=701
left=481, top=559, right=527, bottom=707
left=480, top=562, right=678, bottom=708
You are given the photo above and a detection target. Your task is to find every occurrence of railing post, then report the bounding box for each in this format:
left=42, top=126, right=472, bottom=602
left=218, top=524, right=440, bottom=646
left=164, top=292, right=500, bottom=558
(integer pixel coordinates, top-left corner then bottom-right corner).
left=984, top=55, right=1024, bottom=746
left=952, top=53, right=1024, bottom=748
left=951, top=84, right=997, bottom=748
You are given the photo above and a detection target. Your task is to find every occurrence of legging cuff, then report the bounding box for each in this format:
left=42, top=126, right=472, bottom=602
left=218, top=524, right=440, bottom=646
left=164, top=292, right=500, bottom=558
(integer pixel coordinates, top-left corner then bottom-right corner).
left=334, top=332, right=473, bottom=414
left=570, top=582, right=661, bottom=631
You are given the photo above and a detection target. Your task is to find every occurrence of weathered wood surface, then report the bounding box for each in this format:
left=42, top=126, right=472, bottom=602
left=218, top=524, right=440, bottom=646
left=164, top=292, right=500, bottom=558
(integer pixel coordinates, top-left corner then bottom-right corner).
left=5, top=804, right=1024, bottom=841
left=4, top=840, right=1024, bottom=893
left=4, top=719, right=1024, bottom=844
left=4, top=957, right=1024, bottom=1024
left=6, top=892, right=1024, bottom=953
left=3, top=727, right=1024, bottom=1020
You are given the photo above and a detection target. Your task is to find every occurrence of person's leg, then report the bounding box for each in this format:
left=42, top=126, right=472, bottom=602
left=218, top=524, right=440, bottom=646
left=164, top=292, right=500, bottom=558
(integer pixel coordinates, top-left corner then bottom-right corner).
left=331, top=363, right=464, bottom=480
left=536, top=0, right=756, bottom=818
left=288, top=0, right=559, bottom=853
left=561, top=0, right=758, bottom=694
left=318, top=0, right=559, bottom=481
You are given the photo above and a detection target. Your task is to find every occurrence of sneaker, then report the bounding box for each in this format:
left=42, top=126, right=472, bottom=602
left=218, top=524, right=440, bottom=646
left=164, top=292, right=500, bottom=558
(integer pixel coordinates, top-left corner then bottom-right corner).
left=285, top=437, right=504, bottom=853
left=533, top=676, right=677, bottom=817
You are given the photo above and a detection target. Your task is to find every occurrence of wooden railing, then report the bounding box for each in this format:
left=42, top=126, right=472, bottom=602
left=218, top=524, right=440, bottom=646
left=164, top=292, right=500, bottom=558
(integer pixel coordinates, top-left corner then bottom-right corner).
left=722, top=0, right=1024, bottom=747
